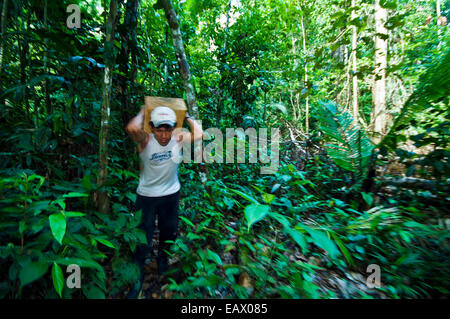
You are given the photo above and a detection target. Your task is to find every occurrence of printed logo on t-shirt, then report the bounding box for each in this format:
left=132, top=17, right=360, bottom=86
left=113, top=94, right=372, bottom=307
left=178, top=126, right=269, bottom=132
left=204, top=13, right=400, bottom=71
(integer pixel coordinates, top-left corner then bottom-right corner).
left=149, top=150, right=172, bottom=162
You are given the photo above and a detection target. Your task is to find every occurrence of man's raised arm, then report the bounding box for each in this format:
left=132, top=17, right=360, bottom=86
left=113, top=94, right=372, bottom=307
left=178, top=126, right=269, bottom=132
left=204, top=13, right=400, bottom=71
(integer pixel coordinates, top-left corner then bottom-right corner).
left=180, top=113, right=204, bottom=142
left=125, top=106, right=148, bottom=146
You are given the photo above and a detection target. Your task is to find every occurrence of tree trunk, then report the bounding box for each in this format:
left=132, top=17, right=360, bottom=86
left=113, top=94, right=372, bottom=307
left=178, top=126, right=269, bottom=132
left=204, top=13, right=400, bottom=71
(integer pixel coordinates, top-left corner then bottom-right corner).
left=0, top=0, right=8, bottom=71
left=164, top=25, right=169, bottom=83
left=436, top=0, right=443, bottom=48
left=160, top=0, right=199, bottom=119
left=216, top=0, right=232, bottom=127
left=436, top=0, right=441, bottom=25
left=97, top=0, right=118, bottom=214
left=118, top=0, right=138, bottom=128
left=43, top=0, right=51, bottom=116
left=300, top=14, right=309, bottom=134
left=18, top=9, right=30, bottom=123
left=0, top=0, right=8, bottom=107
left=371, top=0, right=388, bottom=143
left=351, top=0, right=358, bottom=121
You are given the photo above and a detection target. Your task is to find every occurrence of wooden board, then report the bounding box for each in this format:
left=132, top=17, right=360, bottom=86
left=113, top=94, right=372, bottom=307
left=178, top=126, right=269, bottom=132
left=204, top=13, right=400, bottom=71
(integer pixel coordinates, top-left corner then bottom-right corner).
left=143, top=96, right=187, bottom=133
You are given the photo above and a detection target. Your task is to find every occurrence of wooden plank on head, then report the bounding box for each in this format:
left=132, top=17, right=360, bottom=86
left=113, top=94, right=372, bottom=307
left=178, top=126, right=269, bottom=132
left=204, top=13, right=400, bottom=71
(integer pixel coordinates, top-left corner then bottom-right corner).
left=143, top=96, right=187, bottom=133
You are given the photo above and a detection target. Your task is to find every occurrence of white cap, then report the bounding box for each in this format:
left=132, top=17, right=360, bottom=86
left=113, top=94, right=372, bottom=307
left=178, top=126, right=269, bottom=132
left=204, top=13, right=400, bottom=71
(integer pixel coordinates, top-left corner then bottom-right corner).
left=150, top=106, right=177, bottom=128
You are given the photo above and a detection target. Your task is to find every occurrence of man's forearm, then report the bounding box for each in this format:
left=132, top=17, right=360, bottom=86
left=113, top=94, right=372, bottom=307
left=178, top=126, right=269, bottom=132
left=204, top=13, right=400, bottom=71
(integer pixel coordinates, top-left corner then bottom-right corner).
left=127, top=108, right=144, bottom=131
left=186, top=116, right=204, bottom=141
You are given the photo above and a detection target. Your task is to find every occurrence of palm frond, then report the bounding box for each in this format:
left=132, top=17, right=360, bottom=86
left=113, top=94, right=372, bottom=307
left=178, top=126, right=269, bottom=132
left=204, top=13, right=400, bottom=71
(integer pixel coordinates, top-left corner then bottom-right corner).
left=316, top=101, right=374, bottom=179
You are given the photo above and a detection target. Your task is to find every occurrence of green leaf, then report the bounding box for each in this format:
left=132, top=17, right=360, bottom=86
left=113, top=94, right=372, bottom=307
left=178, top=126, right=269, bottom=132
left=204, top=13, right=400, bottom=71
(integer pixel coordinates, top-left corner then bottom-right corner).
left=262, top=193, right=276, bottom=204
left=229, top=189, right=260, bottom=205
left=330, top=233, right=354, bottom=266
left=64, top=211, right=86, bottom=218
left=62, top=192, right=88, bottom=198
left=49, top=213, right=66, bottom=244
left=270, top=103, right=287, bottom=114
left=244, top=204, right=270, bottom=231
left=361, top=192, right=373, bottom=207
left=19, top=262, right=49, bottom=287
left=81, top=175, right=92, bottom=191
left=19, top=220, right=26, bottom=235
left=95, top=238, right=115, bottom=249
left=285, top=228, right=308, bottom=254
left=54, top=257, right=104, bottom=273
left=268, top=212, right=290, bottom=228
left=316, top=101, right=374, bottom=180
left=299, top=224, right=341, bottom=259
left=295, top=260, right=325, bottom=271
left=29, top=200, right=52, bottom=216
left=52, top=263, right=64, bottom=298
left=206, top=249, right=223, bottom=266
left=180, top=216, right=195, bottom=228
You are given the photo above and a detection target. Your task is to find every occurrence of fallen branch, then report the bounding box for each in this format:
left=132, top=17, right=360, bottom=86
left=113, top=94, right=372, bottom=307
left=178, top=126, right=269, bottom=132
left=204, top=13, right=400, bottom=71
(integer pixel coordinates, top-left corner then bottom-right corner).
left=377, top=176, right=449, bottom=192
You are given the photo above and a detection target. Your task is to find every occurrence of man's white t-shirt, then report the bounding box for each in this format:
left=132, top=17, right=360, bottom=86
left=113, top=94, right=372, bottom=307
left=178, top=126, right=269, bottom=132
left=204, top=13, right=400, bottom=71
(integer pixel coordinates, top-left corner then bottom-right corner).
left=136, top=134, right=182, bottom=197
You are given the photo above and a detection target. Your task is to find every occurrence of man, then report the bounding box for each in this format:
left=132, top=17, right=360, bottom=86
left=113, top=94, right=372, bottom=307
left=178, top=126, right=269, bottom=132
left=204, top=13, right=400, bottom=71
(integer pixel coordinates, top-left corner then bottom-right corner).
left=125, top=105, right=204, bottom=298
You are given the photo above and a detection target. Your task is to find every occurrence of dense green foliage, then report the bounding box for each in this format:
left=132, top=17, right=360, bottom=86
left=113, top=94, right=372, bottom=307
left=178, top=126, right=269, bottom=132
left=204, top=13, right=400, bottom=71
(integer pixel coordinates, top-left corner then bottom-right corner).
left=0, top=0, right=449, bottom=299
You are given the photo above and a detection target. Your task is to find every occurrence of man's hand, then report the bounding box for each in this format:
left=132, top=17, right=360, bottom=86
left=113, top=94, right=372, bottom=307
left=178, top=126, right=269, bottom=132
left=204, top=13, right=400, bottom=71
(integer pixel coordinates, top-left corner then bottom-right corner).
left=183, top=113, right=204, bottom=142
left=125, top=106, right=149, bottom=149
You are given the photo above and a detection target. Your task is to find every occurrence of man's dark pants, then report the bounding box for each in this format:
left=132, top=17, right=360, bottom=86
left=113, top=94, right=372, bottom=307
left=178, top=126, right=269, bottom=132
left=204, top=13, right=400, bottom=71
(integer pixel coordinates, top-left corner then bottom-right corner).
left=133, top=191, right=179, bottom=285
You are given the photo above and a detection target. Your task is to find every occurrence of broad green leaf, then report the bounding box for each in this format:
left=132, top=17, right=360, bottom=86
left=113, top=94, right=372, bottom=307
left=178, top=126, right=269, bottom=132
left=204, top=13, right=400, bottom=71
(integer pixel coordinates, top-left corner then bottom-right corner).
left=229, top=189, right=260, bottom=205
left=19, top=262, right=49, bottom=287
left=54, top=257, right=104, bottom=272
left=49, top=213, right=66, bottom=245
left=286, top=228, right=308, bottom=254
left=299, top=224, right=341, bottom=259
left=206, top=249, right=223, bottom=265
left=52, top=262, right=64, bottom=298
left=268, top=212, right=290, bottom=228
left=244, top=204, right=270, bottom=231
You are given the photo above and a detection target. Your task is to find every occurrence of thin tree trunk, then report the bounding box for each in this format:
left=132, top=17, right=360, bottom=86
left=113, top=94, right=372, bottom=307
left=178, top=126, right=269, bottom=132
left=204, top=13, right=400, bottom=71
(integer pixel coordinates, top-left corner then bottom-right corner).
left=43, top=0, right=51, bottom=116
left=216, top=0, right=232, bottom=126
left=436, top=0, right=442, bottom=48
left=164, top=25, right=168, bottom=83
left=436, top=0, right=441, bottom=25
left=296, top=92, right=303, bottom=131
left=0, top=0, right=8, bottom=107
left=0, top=0, right=8, bottom=71
left=223, top=0, right=232, bottom=52
left=97, top=0, right=118, bottom=214
left=160, top=0, right=198, bottom=119
left=138, top=1, right=153, bottom=93
left=291, top=34, right=298, bottom=121
left=290, top=91, right=297, bottom=121
left=119, top=0, right=138, bottom=128
left=371, top=0, right=387, bottom=143
left=351, top=0, right=358, bottom=121
left=18, top=10, right=30, bottom=123
left=300, top=14, right=309, bottom=134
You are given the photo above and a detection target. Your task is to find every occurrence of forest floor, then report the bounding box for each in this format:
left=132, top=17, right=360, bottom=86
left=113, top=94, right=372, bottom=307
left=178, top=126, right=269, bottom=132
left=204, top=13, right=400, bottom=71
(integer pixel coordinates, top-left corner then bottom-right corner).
left=116, top=236, right=389, bottom=299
